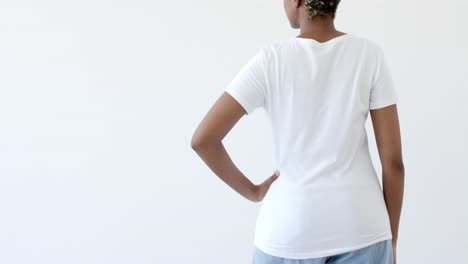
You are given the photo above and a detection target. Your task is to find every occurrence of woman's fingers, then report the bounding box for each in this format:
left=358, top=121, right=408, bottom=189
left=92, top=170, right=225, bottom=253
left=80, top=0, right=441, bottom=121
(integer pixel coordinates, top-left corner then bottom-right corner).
left=253, top=170, right=280, bottom=202
left=269, top=170, right=280, bottom=182
left=264, top=170, right=280, bottom=186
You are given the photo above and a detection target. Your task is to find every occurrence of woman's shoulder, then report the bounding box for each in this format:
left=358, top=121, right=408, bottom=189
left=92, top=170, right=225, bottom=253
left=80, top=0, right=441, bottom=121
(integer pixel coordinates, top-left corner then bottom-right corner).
left=351, top=34, right=387, bottom=52
left=262, top=38, right=291, bottom=53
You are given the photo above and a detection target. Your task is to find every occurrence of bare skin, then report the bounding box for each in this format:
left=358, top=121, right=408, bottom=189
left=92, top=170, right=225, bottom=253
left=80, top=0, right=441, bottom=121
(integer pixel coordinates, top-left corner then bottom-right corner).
left=192, top=0, right=404, bottom=262
left=283, top=0, right=346, bottom=41
left=190, top=94, right=279, bottom=203
left=370, top=104, right=405, bottom=263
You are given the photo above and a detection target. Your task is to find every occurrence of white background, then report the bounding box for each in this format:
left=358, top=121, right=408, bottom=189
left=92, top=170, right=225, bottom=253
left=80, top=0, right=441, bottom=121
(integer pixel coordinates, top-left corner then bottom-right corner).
left=0, top=0, right=467, bottom=263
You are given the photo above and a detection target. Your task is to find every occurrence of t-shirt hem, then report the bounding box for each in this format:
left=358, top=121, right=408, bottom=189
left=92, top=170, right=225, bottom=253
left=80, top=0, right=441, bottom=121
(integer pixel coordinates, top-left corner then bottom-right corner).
left=369, top=97, right=399, bottom=110
left=225, top=88, right=253, bottom=115
left=254, top=233, right=393, bottom=259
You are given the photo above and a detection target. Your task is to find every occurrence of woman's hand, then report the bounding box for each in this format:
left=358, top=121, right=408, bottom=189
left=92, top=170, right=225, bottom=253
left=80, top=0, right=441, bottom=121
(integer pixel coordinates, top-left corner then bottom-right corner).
left=392, top=240, right=397, bottom=264
left=252, top=170, right=280, bottom=202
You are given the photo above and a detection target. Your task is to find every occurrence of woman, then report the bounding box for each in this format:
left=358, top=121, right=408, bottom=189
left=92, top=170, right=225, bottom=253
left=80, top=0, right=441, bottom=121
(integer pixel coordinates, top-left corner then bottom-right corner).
left=191, top=0, right=405, bottom=263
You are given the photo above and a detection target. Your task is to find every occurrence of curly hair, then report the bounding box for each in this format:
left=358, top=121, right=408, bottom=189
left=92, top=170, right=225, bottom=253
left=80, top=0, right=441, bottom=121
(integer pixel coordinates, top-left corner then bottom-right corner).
left=304, top=0, right=341, bottom=20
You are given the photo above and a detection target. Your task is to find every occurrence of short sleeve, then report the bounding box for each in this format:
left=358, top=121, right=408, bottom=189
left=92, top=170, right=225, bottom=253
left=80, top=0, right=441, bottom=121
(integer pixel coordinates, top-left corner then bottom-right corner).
left=224, top=47, right=269, bottom=115
left=369, top=45, right=399, bottom=110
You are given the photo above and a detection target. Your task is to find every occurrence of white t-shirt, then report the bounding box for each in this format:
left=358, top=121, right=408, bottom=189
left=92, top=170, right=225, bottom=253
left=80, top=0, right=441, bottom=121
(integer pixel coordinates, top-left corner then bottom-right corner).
left=224, top=33, right=398, bottom=259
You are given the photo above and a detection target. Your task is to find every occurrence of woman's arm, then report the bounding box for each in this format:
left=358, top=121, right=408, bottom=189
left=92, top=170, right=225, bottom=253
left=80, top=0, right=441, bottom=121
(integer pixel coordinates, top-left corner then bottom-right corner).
left=370, top=104, right=405, bottom=248
left=191, top=92, right=278, bottom=202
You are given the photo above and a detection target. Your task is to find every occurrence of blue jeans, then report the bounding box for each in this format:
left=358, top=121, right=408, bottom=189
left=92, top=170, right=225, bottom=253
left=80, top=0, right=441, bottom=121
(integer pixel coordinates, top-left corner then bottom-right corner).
left=252, top=239, right=393, bottom=264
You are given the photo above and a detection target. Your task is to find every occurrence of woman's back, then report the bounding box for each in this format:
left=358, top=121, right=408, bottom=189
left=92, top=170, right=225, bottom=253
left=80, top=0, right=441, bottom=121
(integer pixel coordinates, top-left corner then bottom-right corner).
left=224, top=33, right=398, bottom=259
